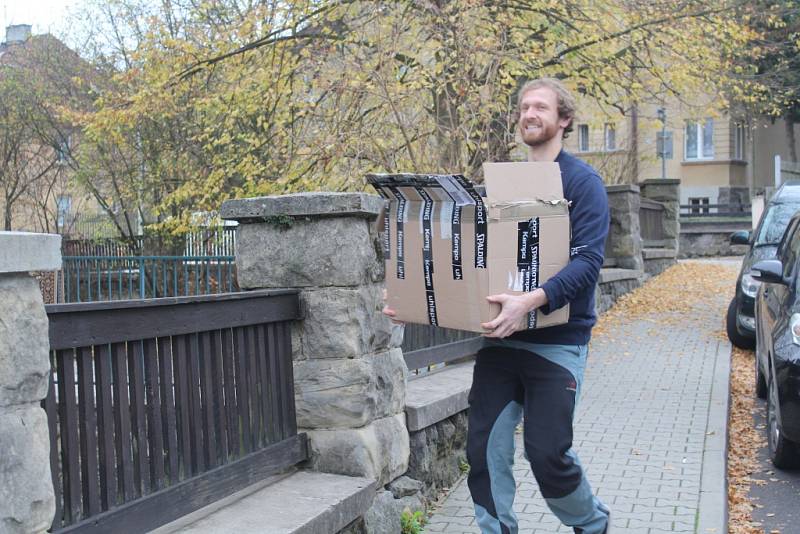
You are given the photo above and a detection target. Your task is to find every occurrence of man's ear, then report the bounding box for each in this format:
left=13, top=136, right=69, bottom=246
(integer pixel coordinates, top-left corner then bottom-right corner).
left=559, top=117, right=572, bottom=130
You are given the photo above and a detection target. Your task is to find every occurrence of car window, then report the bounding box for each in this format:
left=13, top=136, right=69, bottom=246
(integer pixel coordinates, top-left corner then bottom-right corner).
left=755, top=203, right=799, bottom=246
left=778, top=219, right=796, bottom=262
left=781, top=220, right=800, bottom=278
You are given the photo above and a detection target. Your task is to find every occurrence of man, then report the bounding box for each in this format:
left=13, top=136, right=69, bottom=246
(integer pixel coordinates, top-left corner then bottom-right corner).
left=466, top=78, right=611, bottom=534
left=384, top=77, right=610, bottom=533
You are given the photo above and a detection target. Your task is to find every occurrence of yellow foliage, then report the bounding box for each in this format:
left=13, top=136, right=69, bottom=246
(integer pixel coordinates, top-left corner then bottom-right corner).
left=71, top=0, right=757, bottom=231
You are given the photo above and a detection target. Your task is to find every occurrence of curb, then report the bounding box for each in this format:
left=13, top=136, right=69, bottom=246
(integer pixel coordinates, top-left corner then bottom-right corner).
left=696, top=339, right=731, bottom=534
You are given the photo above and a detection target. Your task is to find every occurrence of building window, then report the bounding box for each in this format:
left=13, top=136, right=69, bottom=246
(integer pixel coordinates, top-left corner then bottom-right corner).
left=56, top=195, right=71, bottom=229
left=689, top=197, right=710, bottom=215
left=656, top=131, right=674, bottom=159
left=685, top=119, right=714, bottom=160
left=604, top=123, right=616, bottom=151
left=734, top=123, right=746, bottom=160
left=577, top=124, right=589, bottom=152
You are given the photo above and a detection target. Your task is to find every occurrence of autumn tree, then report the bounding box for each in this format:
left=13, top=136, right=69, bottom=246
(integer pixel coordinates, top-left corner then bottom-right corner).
left=67, top=0, right=754, bottom=234
left=0, top=72, right=57, bottom=230
left=727, top=1, right=800, bottom=161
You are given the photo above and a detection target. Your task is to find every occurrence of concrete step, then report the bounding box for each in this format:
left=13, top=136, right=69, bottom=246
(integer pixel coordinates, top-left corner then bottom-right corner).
left=152, top=469, right=375, bottom=534
left=405, top=362, right=473, bottom=432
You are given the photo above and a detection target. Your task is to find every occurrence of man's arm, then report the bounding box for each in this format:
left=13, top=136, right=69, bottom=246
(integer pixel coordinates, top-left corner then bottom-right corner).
left=538, top=172, right=609, bottom=313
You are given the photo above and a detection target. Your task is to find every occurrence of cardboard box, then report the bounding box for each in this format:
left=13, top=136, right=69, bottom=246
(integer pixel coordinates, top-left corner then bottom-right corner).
left=367, top=162, right=570, bottom=333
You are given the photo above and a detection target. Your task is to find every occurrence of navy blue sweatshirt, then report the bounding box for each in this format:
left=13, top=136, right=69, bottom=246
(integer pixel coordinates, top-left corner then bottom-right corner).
left=509, top=150, right=610, bottom=346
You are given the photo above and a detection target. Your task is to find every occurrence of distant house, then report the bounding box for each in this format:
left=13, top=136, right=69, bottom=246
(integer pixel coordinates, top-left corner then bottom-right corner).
left=0, top=24, right=108, bottom=236
left=561, top=93, right=800, bottom=208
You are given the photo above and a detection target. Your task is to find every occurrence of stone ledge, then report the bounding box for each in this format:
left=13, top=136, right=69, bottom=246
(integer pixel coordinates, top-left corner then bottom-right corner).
left=605, top=184, right=640, bottom=194
left=598, top=268, right=642, bottom=284
left=221, top=193, right=384, bottom=221
left=0, top=232, right=61, bottom=273
left=405, top=362, right=473, bottom=432
left=680, top=221, right=750, bottom=234
left=640, top=178, right=681, bottom=186
left=643, top=248, right=677, bottom=260
left=153, top=470, right=375, bottom=534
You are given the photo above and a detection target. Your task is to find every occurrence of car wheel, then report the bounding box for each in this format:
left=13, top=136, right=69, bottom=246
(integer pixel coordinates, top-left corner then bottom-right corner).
left=767, top=367, right=800, bottom=469
left=727, top=297, right=755, bottom=349
left=755, top=354, right=768, bottom=399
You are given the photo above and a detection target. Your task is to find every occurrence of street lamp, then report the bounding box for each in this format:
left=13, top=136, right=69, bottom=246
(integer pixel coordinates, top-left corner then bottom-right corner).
left=657, top=107, right=667, bottom=179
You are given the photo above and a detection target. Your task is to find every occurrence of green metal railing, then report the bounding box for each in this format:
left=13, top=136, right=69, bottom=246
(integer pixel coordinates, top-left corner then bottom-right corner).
left=57, top=256, right=238, bottom=303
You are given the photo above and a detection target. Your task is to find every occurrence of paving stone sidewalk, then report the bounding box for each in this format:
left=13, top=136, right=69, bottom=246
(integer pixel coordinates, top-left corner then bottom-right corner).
left=425, top=271, right=732, bottom=533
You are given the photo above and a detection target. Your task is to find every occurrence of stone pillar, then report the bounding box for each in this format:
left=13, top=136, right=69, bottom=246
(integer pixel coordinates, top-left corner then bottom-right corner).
left=605, top=184, right=643, bottom=271
left=640, top=178, right=681, bottom=251
left=0, top=232, right=60, bottom=533
left=221, top=193, right=409, bottom=487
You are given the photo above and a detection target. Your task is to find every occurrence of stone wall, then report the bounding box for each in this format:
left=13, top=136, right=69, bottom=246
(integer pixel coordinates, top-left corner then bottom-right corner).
left=642, top=249, right=678, bottom=278
left=679, top=221, right=750, bottom=258
left=406, top=411, right=468, bottom=500
left=0, top=232, right=60, bottom=534
left=222, top=193, right=412, bottom=534
left=718, top=186, right=750, bottom=208
left=644, top=256, right=677, bottom=278
left=605, top=185, right=643, bottom=270
left=595, top=269, right=642, bottom=315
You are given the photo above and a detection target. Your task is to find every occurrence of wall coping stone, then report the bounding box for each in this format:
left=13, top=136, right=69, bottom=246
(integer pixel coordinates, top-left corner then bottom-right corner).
left=643, top=248, right=677, bottom=260
left=221, top=193, right=384, bottom=221
left=152, top=470, right=375, bottom=534
left=599, top=268, right=642, bottom=283
left=680, top=221, right=750, bottom=234
left=605, top=184, right=640, bottom=194
left=405, top=362, right=473, bottom=432
left=640, top=178, right=681, bottom=186
left=0, top=231, right=61, bottom=273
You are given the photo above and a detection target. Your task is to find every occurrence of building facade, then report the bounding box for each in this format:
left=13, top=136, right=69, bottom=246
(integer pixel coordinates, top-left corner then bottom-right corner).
left=562, top=94, right=800, bottom=208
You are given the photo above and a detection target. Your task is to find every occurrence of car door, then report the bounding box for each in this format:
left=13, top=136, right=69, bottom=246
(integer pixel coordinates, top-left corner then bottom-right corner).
left=764, top=220, right=800, bottom=357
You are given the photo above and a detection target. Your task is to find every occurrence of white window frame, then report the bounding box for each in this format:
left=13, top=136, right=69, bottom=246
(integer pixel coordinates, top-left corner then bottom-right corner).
left=577, top=124, right=589, bottom=152
left=688, top=197, right=710, bottom=215
left=604, top=123, right=616, bottom=151
left=685, top=119, right=714, bottom=161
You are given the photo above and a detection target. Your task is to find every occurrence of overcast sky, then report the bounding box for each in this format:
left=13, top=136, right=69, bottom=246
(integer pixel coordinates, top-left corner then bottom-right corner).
left=0, top=0, right=76, bottom=37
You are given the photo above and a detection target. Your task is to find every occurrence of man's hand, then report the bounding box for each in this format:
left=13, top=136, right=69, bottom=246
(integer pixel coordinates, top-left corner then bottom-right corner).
left=382, top=289, right=405, bottom=325
left=481, top=288, right=548, bottom=338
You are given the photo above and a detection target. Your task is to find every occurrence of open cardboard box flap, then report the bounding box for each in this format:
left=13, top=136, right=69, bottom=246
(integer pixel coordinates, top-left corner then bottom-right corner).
left=483, top=162, right=564, bottom=203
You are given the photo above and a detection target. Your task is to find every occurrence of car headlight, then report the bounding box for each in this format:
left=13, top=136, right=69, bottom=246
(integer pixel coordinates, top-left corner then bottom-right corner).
left=741, top=272, right=761, bottom=298
left=791, top=314, right=800, bottom=346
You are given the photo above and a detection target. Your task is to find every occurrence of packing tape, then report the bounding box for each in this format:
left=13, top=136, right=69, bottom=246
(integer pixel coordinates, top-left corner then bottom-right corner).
left=515, top=217, right=541, bottom=330
left=416, top=186, right=438, bottom=326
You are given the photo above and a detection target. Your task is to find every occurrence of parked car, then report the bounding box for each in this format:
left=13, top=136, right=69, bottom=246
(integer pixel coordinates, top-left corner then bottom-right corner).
left=752, top=212, right=800, bottom=468
left=727, top=181, right=800, bottom=349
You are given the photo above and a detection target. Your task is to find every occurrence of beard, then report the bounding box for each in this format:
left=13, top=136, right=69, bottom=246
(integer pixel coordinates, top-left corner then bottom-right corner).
left=519, top=120, right=560, bottom=147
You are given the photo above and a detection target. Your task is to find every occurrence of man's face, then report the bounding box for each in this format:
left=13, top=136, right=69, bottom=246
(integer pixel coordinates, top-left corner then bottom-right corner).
left=518, top=87, right=570, bottom=147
